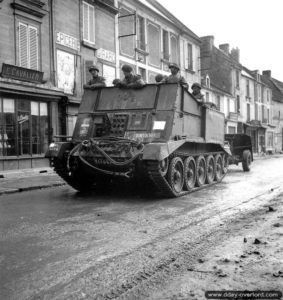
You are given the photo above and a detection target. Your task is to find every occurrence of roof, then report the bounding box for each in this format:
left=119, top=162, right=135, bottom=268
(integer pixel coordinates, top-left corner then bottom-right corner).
left=261, top=75, right=283, bottom=103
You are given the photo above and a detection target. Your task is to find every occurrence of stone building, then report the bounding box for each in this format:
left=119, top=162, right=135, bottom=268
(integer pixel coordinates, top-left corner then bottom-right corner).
left=0, top=0, right=65, bottom=171
left=200, top=36, right=241, bottom=134
left=262, top=70, right=283, bottom=152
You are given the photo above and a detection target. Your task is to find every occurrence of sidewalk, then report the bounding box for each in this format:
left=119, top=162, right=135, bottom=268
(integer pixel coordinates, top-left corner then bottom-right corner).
left=0, top=167, right=65, bottom=196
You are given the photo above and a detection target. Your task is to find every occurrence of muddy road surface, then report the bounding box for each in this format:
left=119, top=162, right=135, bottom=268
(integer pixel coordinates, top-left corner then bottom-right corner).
left=0, top=156, right=283, bottom=299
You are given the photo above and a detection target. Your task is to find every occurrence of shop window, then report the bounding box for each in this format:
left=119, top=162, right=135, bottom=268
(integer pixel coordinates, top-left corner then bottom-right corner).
left=0, top=99, right=16, bottom=156
left=18, top=22, right=39, bottom=70
left=0, top=99, right=49, bottom=157
left=83, top=1, right=95, bottom=44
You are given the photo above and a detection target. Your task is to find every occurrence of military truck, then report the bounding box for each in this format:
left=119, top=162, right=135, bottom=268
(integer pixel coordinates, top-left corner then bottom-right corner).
left=46, top=83, right=231, bottom=197
left=224, top=133, right=253, bottom=171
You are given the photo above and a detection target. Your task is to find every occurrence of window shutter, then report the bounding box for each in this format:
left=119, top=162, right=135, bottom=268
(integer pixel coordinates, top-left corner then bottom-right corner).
left=89, top=5, right=95, bottom=43
left=19, top=23, right=28, bottom=68
left=83, top=2, right=89, bottom=40
left=29, top=26, right=38, bottom=70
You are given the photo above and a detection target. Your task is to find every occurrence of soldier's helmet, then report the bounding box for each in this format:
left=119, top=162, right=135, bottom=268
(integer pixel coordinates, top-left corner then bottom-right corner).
left=192, top=82, right=202, bottom=89
left=89, top=65, right=99, bottom=72
left=169, top=63, right=180, bottom=70
left=121, top=64, right=133, bottom=72
left=155, top=74, right=164, bottom=83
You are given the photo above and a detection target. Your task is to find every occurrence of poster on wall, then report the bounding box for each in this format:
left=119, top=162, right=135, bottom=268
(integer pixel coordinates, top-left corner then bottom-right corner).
left=57, top=50, right=75, bottom=94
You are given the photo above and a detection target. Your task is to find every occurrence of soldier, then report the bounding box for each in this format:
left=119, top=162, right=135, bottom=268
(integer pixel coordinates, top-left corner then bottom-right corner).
left=155, top=74, right=167, bottom=83
left=161, top=63, right=189, bottom=90
left=113, top=64, right=145, bottom=89
left=191, top=82, right=204, bottom=102
left=83, top=65, right=106, bottom=90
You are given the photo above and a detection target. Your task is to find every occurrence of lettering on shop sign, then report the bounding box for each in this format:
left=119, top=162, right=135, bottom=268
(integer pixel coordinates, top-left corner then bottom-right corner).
left=56, top=32, right=80, bottom=51
left=1, top=64, right=44, bottom=83
left=96, top=48, right=116, bottom=63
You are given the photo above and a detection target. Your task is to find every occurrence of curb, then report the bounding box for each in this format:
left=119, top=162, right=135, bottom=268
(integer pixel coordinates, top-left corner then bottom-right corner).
left=0, top=182, right=66, bottom=196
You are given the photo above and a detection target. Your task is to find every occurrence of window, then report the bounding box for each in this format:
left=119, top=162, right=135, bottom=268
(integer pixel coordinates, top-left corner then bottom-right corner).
left=217, top=96, right=221, bottom=111
left=0, top=99, right=49, bottom=157
left=257, top=85, right=261, bottom=102
left=236, top=95, right=240, bottom=113
left=262, top=105, right=264, bottom=122
left=247, top=103, right=250, bottom=121
left=147, top=21, right=160, bottom=67
left=255, top=103, right=258, bottom=120
left=246, top=79, right=250, bottom=98
left=162, top=30, right=169, bottom=60
left=137, top=15, right=145, bottom=51
left=206, top=92, right=209, bottom=102
left=267, top=132, right=274, bottom=147
left=19, top=22, right=38, bottom=70
left=0, top=99, right=16, bottom=156
left=228, top=126, right=236, bottom=134
left=187, top=43, right=193, bottom=70
left=236, top=70, right=240, bottom=88
left=267, top=108, right=270, bottom=124
left=83, top=1, right=95, bottom=44
left=170, top=34, right=178, bottom=64
left=206, top=75, right=210, bottom=88
left=138, top=67, right=146, bottom=81
left=267, top=89, right=270, bottom=102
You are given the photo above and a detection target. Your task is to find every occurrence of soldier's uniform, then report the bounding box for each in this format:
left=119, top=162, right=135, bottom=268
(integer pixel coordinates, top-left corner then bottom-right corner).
left=113, top=64, right=145, bottom=89
left=191, top=82, right=204, bottom=102
left=162, top=63, right=189, bottom=89
left=84, top=65, right=106, bottom=89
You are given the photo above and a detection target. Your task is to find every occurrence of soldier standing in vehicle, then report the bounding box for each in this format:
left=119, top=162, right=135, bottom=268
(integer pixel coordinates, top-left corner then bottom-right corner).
left=191, top=82, right=205, bottom=102
left=113, top=64, right=145, bottom=89
left=83, top=65, right=106, bottom=90
left=161, top=63, right=189, bottom=90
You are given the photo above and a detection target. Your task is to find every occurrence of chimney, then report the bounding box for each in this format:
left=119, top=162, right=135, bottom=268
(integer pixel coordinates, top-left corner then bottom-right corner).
left=201, top=36, right=214, bottom=53
left=219, top=43, right=230, bottom=55
left=231, top=47, right=240, bottom=63
left=263, top=70, right=271, bottom=78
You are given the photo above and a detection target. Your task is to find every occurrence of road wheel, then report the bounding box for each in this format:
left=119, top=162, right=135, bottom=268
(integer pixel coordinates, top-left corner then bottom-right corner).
left=196, top=155, right=206, bottom=187
left=159, top=158, right=169, bottom=176
left=242, top=150, right=252, bottom=172
left=205, top=155, right=215, bottom=184
left=167, top=157, right=184, bottom=195
left=214, top=154, right=223, bottom=182
left=184, top=156, right=196, bottom=191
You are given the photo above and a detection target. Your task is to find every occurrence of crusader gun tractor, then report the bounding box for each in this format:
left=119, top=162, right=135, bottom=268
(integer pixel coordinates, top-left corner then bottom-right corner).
left=46, top=83, right=231, bottom=197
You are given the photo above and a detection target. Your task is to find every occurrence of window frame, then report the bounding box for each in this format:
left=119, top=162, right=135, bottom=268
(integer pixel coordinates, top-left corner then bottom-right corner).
left=18, top=21, right=39, bottom=70
left=83, top=1, right=95, bottom=44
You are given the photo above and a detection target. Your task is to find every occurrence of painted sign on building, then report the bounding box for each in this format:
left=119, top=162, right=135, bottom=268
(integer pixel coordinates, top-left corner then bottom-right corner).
left=56, top=32, right=80, bottom=51
left=1, top=63, right=43, bottom=83
left=57, top=50, right=75, bottom=94
left=96, top=48, right=116, bottom=63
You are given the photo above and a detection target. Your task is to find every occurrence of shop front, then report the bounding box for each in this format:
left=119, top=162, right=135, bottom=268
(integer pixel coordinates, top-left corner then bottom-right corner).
left=0, top=78, right=64, bottom=171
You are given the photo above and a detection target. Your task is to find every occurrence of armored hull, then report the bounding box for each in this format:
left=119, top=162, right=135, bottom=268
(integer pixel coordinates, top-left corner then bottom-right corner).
left=46, top=84, right=230, bottom=198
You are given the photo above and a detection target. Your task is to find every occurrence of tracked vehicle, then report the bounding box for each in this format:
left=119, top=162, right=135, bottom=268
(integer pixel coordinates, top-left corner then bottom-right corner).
left=46, top=83, right=231, bottom=197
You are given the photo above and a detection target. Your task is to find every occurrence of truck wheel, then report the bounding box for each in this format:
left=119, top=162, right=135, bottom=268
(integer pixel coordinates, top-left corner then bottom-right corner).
left=242, top=150, right=252, bottom=172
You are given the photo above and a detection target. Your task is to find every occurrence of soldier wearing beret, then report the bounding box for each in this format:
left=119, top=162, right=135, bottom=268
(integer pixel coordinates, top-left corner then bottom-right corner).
left=161, top=63, right=189, bottom=90
left=83, top=65, right=106, bottom=90
left=113, top=64, right=145, bottom=89
left=191, top=82, right=204, bottom=102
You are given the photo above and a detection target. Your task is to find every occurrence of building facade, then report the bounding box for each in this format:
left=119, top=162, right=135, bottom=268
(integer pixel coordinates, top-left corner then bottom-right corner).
left=0, top=0, right=65, bottom=171
left=200, top=36, right=241, bottom=134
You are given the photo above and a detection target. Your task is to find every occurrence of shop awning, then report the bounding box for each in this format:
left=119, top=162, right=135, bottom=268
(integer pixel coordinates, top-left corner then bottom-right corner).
left=0, top=80, right=65, bottom=101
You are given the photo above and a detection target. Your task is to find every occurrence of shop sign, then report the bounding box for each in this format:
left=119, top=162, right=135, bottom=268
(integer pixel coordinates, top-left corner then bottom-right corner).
left=1, top=63, right=43, bottom=83
left=56, top=31, right=80, bottom=51
left=96, top=48, right=116, bottom=63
